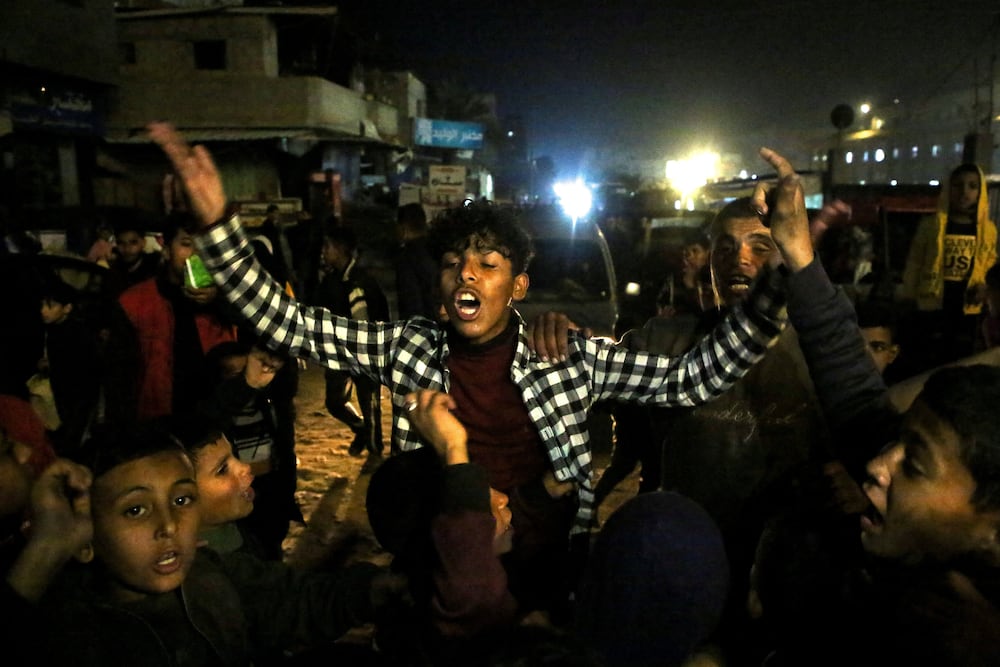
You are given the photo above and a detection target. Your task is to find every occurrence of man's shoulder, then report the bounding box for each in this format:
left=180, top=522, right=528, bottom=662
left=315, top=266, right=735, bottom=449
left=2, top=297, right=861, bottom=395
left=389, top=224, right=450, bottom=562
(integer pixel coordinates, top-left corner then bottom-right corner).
left=626, top=312, right=709, bottom=355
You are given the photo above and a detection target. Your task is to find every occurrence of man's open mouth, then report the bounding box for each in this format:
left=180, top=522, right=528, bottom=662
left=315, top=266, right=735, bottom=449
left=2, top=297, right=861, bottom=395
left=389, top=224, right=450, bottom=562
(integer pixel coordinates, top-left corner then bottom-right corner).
left=860, top=501, right=884, bottom=533
left=454, top=290, right=482, bottom=320
left=726, top=274, right=753, bottom=292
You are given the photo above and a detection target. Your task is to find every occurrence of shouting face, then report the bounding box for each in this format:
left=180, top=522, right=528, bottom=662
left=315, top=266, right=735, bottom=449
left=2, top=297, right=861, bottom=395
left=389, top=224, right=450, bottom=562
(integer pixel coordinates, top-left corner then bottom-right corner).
left=439, top=235, right=529, bottom=345
left=710, top=216, right=776, bottom=307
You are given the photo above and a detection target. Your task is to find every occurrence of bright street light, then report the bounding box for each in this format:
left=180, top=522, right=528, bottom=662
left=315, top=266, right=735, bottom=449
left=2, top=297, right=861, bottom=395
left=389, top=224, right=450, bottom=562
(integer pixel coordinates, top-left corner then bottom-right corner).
left=553, top=179, right=593, bottom=221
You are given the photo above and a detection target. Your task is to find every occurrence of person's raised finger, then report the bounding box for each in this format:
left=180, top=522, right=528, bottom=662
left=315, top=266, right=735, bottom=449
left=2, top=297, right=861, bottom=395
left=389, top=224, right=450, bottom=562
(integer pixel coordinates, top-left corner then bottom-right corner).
left=758, top=146, right=796, bottom=180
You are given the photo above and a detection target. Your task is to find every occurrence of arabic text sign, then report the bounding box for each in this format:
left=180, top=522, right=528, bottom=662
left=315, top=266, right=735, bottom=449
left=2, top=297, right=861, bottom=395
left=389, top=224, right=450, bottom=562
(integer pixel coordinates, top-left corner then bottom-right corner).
left=11, top=89, right=102, bottom=135
left=414, top=118, right=484, bottom=149
left=429, top=165, right=467, bottom=196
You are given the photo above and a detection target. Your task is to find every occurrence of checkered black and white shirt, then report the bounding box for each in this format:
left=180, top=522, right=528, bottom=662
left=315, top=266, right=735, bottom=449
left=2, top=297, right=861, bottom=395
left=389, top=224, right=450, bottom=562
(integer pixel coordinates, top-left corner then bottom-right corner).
left=198, top=215, right=788, bottom=534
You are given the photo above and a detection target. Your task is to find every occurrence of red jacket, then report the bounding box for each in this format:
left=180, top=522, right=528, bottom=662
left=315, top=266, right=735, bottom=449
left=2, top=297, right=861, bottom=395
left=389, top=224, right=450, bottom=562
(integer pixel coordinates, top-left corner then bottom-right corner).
left=119, top=278, right=236, bottom=419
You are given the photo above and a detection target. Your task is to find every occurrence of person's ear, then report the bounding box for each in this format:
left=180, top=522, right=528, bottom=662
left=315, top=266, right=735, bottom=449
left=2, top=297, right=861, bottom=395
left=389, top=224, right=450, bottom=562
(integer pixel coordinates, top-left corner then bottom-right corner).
left=75, top=542, right=94, bottom=564
left=511, top=273, right=529, bottom=302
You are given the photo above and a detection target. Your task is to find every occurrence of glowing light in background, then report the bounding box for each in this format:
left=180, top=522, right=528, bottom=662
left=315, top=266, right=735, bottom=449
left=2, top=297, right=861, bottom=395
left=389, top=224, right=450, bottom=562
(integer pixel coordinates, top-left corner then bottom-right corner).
left=665, top=151, right=720, bottom=209
left=553, top=179, right=593, bottom=220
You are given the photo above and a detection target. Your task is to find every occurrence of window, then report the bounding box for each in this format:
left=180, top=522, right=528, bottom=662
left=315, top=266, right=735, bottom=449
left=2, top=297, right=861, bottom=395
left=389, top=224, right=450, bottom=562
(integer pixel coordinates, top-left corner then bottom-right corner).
left=875, top=148, right=885, bottom=162
left=911, top=145, right=919, bottom=158
left=194, top=40, right=226, bottom=70
left=120, top=42, right=136, bottom=65
left=892, top=147, right=900, bottom=159
left=863, top=150, right=869, bottom=162
left=845, top=151, right=854, bottom=164
left=931, top=144, right=941, bottom=157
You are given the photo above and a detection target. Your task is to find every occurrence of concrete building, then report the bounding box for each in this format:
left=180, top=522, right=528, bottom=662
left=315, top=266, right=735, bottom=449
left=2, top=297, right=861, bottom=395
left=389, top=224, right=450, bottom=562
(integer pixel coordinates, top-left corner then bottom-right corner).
left=102, top=3, right=421, bottom=220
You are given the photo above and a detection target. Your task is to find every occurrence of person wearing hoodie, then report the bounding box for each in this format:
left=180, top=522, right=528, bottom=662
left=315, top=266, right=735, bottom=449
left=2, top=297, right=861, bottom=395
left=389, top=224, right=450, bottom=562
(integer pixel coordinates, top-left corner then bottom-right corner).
left=902, top=163, right=997, bottom=366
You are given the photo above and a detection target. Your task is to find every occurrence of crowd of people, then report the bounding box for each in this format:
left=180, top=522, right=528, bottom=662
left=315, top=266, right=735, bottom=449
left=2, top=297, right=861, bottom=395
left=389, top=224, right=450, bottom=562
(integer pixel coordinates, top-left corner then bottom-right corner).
left=1, top=122, right=999, bottom=667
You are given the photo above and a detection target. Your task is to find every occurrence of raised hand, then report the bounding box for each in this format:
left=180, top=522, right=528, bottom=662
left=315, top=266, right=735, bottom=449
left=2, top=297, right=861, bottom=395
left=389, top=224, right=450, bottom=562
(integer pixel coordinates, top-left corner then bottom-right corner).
left=403, top=390, right=469, bottom=465
left=751, top=147, right=815, bottom=272
left=147, top=122, right=228, bottom=227
left=6, top=459, right=94, bottom=601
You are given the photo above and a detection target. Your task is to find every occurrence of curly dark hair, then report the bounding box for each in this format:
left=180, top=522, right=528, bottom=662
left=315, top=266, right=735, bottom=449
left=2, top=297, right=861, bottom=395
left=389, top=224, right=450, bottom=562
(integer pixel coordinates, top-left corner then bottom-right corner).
left=427, top=202, right=534, bottom=275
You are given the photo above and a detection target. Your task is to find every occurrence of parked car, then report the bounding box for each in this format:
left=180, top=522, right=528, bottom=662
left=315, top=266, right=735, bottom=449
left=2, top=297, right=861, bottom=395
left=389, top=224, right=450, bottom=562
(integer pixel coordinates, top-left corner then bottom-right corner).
left=514, top=204, right=619, bottom=339
left=616, top=210, right=714, bottom=331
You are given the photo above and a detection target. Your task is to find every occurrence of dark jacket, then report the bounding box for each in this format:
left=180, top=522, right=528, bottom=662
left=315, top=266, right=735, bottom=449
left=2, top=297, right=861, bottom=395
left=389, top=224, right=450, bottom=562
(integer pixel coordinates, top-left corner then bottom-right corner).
left=314, top=257, right=389, bottom=322
left=368, top=449, right=517, bottom=665
left=34, top=548, right=380, bottom=667
left=395, top=237, right=439, bottom=320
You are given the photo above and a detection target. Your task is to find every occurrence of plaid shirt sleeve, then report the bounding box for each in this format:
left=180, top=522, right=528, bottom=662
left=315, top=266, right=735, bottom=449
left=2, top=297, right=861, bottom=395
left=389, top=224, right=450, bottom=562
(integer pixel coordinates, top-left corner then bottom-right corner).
left=589, top=265, right=788, bottom=405
left=195, top=215, right=397, bottom=381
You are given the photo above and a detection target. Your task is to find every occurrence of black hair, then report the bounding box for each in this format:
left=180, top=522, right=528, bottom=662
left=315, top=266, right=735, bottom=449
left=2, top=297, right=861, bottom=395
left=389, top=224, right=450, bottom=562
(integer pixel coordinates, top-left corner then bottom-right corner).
left=397, top=202, right=428, bottom=231
left=710, top=197, right=767, bottom=240
left=162, top=211, right=199, bottom=246
left=170, top=411, right=229, bottom=464
left=427, top=201, right=534, bottom=274
left=683, top=228, right=711, bottom=250
left=39, top=274, right=80, bottom=306
left=855, top=300, right=898, bottom=339
left=323, top=225, right=358, bottom=253
left=78, top=418, right=190, bottom=480
left=112, top=218, right=146, bottom=239
left=918, top=365, right=1000, bottom=513
left=950, top=163, right=981, bottom=182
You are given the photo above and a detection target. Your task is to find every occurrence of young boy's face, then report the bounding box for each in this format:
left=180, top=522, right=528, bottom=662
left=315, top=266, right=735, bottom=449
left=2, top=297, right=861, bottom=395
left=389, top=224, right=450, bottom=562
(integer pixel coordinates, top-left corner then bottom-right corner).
left=439, top=236, right=529, bottom=345
left=949, top=171, right=980, bottom=216
left=91, top=450, right=200, bottom=603
left=163, top=229, right=196, bottom=282
left=860, top=399, right=1000, bottom=564
left=681, top=242, right=709, bottom=274
left=40, top=299, right=72, bottom=325
left=116, top=230, right=146, bottom=265
left=490, top=488, right=514, bottom=555
left=193, top=435, right=255, bottom=528
left=860, top=326, right=899, bottom=376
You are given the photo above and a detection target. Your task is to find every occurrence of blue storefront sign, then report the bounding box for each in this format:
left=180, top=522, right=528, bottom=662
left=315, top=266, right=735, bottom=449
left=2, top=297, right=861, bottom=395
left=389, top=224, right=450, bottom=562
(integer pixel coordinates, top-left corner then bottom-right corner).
left=10, top=87, right=103, bottom=136
left=414, top=118, right=484, bottom=149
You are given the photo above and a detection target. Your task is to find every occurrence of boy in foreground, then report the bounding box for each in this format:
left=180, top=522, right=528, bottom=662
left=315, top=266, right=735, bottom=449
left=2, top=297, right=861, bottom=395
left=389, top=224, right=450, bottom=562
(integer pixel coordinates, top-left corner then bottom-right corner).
left=31, top=423, right=400, bottom=666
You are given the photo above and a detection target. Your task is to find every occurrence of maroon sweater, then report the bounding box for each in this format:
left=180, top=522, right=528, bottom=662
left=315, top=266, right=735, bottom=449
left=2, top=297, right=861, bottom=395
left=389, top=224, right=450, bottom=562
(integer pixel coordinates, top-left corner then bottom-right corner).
left=445, top=318, right=548, bottom=494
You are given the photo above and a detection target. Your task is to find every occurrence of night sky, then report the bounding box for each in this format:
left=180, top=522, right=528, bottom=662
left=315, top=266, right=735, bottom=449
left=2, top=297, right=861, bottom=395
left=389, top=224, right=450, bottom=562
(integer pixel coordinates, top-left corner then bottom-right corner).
left=337, top=0, right=999, bottom=177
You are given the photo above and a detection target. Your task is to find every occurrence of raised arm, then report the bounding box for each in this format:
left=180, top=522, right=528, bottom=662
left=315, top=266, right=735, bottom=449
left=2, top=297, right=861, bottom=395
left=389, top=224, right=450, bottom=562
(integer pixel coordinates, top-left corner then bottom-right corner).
left=401, top=390, right=517, bottom=635
left=758, top=147, right=896, bottom=464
